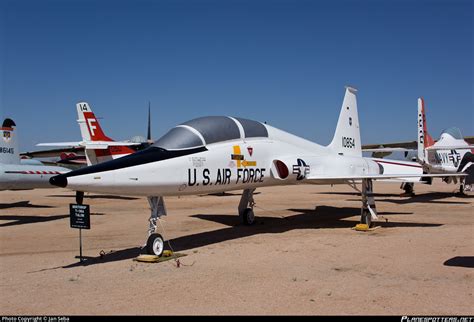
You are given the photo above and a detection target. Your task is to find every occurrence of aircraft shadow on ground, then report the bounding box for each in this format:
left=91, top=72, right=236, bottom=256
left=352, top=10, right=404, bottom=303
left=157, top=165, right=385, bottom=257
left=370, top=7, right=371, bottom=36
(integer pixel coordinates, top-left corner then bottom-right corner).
left=319, top=192, right=472, bottom=205
left=47, top=194, right=139, bottom=201
left=0, top=212, right=104, bottom=228
left=204, top=191, right=261, bottom=197
left=443, top=256, right=474, bottom=268
left=61, top=205, right=441, bottom=269
left=0, top=201, right=56, bottom=209
left=0, top=214, right=69, bottom=227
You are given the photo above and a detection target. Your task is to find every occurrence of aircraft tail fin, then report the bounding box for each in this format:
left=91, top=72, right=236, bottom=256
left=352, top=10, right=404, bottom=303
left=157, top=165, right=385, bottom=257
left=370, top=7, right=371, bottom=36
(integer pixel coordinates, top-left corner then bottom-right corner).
left=327, top=86, right=362, bottom=157
left=76, top=102, right=135, bottom=165
left=0, top=118, right=20, bottom=164
left=417, top=98, right=435, bottom=162
left=76, top=102, right=113, bottom=142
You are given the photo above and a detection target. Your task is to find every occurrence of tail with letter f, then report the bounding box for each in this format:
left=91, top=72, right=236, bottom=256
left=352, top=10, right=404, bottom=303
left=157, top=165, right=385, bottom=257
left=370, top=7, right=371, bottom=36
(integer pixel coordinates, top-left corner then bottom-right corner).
left=76, top=102, right=135, bottom=165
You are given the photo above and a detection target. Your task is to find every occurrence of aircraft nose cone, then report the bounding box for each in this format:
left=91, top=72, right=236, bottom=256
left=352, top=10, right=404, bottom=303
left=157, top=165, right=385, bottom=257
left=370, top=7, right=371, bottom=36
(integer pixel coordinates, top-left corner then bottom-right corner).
left=50, top=174, right=68, bottom=188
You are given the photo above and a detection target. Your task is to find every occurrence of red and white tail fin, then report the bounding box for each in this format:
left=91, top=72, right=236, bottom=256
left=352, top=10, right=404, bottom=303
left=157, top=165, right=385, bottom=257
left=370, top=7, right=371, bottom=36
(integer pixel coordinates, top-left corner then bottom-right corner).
left=76, top=102, right=113, bottom=142
left=76, top=102, right=135, bottom=165
left=417, top=98, right=435, bottom=162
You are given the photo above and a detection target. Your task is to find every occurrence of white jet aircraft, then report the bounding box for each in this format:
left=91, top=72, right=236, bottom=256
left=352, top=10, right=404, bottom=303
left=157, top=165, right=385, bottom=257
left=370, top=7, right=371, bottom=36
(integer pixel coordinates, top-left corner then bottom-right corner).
left=49, top=87, right=462, bottom=256
left=363, top=98, right=474, bottom=194
left=0, top=118, right=70, bottom=190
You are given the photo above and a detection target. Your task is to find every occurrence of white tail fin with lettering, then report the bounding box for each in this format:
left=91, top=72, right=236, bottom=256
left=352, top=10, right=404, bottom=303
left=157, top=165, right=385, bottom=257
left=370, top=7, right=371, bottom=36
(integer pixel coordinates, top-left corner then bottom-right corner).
left=327, top=87, right=362, bottom=157
left=0, top=118, right=20, bottom=164
left=417, top=98, right=435, bottom=162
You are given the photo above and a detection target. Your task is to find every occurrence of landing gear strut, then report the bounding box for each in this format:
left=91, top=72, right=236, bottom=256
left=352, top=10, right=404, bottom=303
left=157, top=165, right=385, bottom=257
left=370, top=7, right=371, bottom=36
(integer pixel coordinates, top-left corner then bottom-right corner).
left=400, top=182, right=415, bottom=197
left=360, top=179, right=378, bottom=227
left=145, top=196, right=167, bottom=256
left=459, top=178, right=472, bottom=195
left=239, top=188, right=256, bottom=225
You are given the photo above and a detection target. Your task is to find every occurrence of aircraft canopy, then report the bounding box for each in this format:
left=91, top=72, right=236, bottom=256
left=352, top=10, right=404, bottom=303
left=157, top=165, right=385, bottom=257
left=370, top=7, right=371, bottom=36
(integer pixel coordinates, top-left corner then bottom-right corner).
left=441, top=127, right=463, bottom=140
left=153, top=116, right=268, bottom=150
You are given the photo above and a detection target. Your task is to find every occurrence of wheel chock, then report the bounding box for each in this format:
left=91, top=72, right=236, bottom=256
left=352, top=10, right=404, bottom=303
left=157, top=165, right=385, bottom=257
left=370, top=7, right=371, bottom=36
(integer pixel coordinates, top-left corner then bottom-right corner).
left=352, top=224, right=381, bottom=232
left=162, top=250, right=173, bottom=257
left=134, top=252, right=187, bottom=263
left=134, top=254, right=160, bottom=263
left=354, top=223, right=369, bottom=231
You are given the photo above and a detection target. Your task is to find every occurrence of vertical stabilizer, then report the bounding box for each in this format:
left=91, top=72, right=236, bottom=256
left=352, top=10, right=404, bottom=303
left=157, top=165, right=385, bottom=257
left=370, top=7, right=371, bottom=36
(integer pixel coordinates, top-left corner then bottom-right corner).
left=328, top=87, right=362, bottom=157
left=75, top=102, right=134, bottom=165
left=76, top=102, right=113, bottom=142
left=0, top=118, right=20, bottom=164
left=417, top=98, right=435, bottom=162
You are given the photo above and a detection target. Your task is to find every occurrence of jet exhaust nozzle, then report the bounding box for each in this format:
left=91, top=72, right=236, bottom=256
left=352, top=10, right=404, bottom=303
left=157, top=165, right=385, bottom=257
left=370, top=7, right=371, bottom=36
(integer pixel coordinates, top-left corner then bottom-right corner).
left=50, top=175, right=68, bottom=188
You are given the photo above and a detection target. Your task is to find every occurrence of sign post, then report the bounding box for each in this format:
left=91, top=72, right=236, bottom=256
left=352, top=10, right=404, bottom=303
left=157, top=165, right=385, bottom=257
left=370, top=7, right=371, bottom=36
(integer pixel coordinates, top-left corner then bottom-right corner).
left=69, top=204, right=90, bottom=262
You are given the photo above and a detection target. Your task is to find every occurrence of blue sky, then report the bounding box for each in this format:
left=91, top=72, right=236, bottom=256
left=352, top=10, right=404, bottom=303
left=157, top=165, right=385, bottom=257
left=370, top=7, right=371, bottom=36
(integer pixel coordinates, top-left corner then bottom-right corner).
left=1, top=0, right=472, bottom=152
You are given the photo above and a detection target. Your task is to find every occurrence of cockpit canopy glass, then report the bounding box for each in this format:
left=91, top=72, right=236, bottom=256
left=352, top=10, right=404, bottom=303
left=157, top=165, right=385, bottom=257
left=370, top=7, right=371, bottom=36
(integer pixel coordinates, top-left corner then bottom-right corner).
left=441, top=127, right=463, bottom=140
left=153, top=116, right=268, bottom=150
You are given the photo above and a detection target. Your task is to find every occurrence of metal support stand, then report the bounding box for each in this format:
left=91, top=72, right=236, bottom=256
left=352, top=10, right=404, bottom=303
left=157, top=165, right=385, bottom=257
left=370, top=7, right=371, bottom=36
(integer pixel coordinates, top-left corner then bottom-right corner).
left=79, top=229, right=83, bottom=262
left=76, top=191, right=84, bottom=205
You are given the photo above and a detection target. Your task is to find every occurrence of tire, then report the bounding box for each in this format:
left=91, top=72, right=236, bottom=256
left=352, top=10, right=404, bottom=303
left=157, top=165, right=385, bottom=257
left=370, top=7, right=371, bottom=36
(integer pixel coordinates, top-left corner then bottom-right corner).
left=242, top=208, right=255, bottom=226
left=146, top=233, right=164, bottom=256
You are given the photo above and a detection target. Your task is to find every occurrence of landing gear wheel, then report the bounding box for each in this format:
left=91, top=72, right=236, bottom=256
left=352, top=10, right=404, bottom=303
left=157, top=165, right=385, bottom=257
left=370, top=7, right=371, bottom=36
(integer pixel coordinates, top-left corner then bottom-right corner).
left=460, top=184, right=465, bottom=195
left=146, top=233, right=164, bottom=256
left=241, top=208, right=255, bottom=226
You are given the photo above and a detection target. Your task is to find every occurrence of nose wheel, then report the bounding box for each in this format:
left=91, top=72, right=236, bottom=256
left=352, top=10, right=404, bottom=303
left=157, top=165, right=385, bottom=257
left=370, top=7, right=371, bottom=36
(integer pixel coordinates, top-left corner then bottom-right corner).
left=146, top=233, right=164, bottom=257
left=144, top=196, right=167, bottom=256
left=241, top=208, right=255, bottom=225
left=239, top=188, right=256, bottom=225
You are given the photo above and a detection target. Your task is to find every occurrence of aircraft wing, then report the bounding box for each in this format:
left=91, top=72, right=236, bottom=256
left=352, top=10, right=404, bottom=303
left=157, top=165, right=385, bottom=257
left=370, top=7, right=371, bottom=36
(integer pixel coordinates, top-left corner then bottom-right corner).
left=362, top=147, right=412, bottom=153
left=306, top=173, right=466, bottom=181
left=37, top=140, right=141, bottom=149
left=21, top=146, right=85, bottom=158
left=36, top=142, right=83, bottom=147
left=425, top=145, right=474, bottom=150
left=363, top=137, right=474, bottom=151
left=362, top=141, right=417, bottom=150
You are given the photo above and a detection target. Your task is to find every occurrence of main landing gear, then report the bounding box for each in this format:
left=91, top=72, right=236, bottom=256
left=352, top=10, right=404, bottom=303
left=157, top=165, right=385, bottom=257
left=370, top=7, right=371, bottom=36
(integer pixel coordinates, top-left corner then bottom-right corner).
left=459, top=178, right=472, bottom=195
left=400, top=182, right=415, bottom=197
left=145, top=196, right=167, bottom=256
left=360, top=179, right=378, bottom=228
left=239, top=188, right=256, bottom=225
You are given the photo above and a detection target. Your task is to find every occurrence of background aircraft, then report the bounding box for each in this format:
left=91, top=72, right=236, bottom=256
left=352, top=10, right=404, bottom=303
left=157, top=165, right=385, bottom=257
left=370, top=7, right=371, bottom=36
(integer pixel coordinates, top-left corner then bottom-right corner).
left=21, top=102, right=153, bottom=166
left=363, top=98, right=474, bottom=194
left=34, top=102, right=151, bottom=166
left=0, top=118, right=70, bottom=190
left=50, top=87, right=460, bottom=256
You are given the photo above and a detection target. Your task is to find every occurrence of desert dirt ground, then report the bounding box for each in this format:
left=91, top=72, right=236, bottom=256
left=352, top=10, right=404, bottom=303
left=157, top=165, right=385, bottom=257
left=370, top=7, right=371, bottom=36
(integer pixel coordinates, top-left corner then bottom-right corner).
left=0, top=182, right=473, bottom=315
